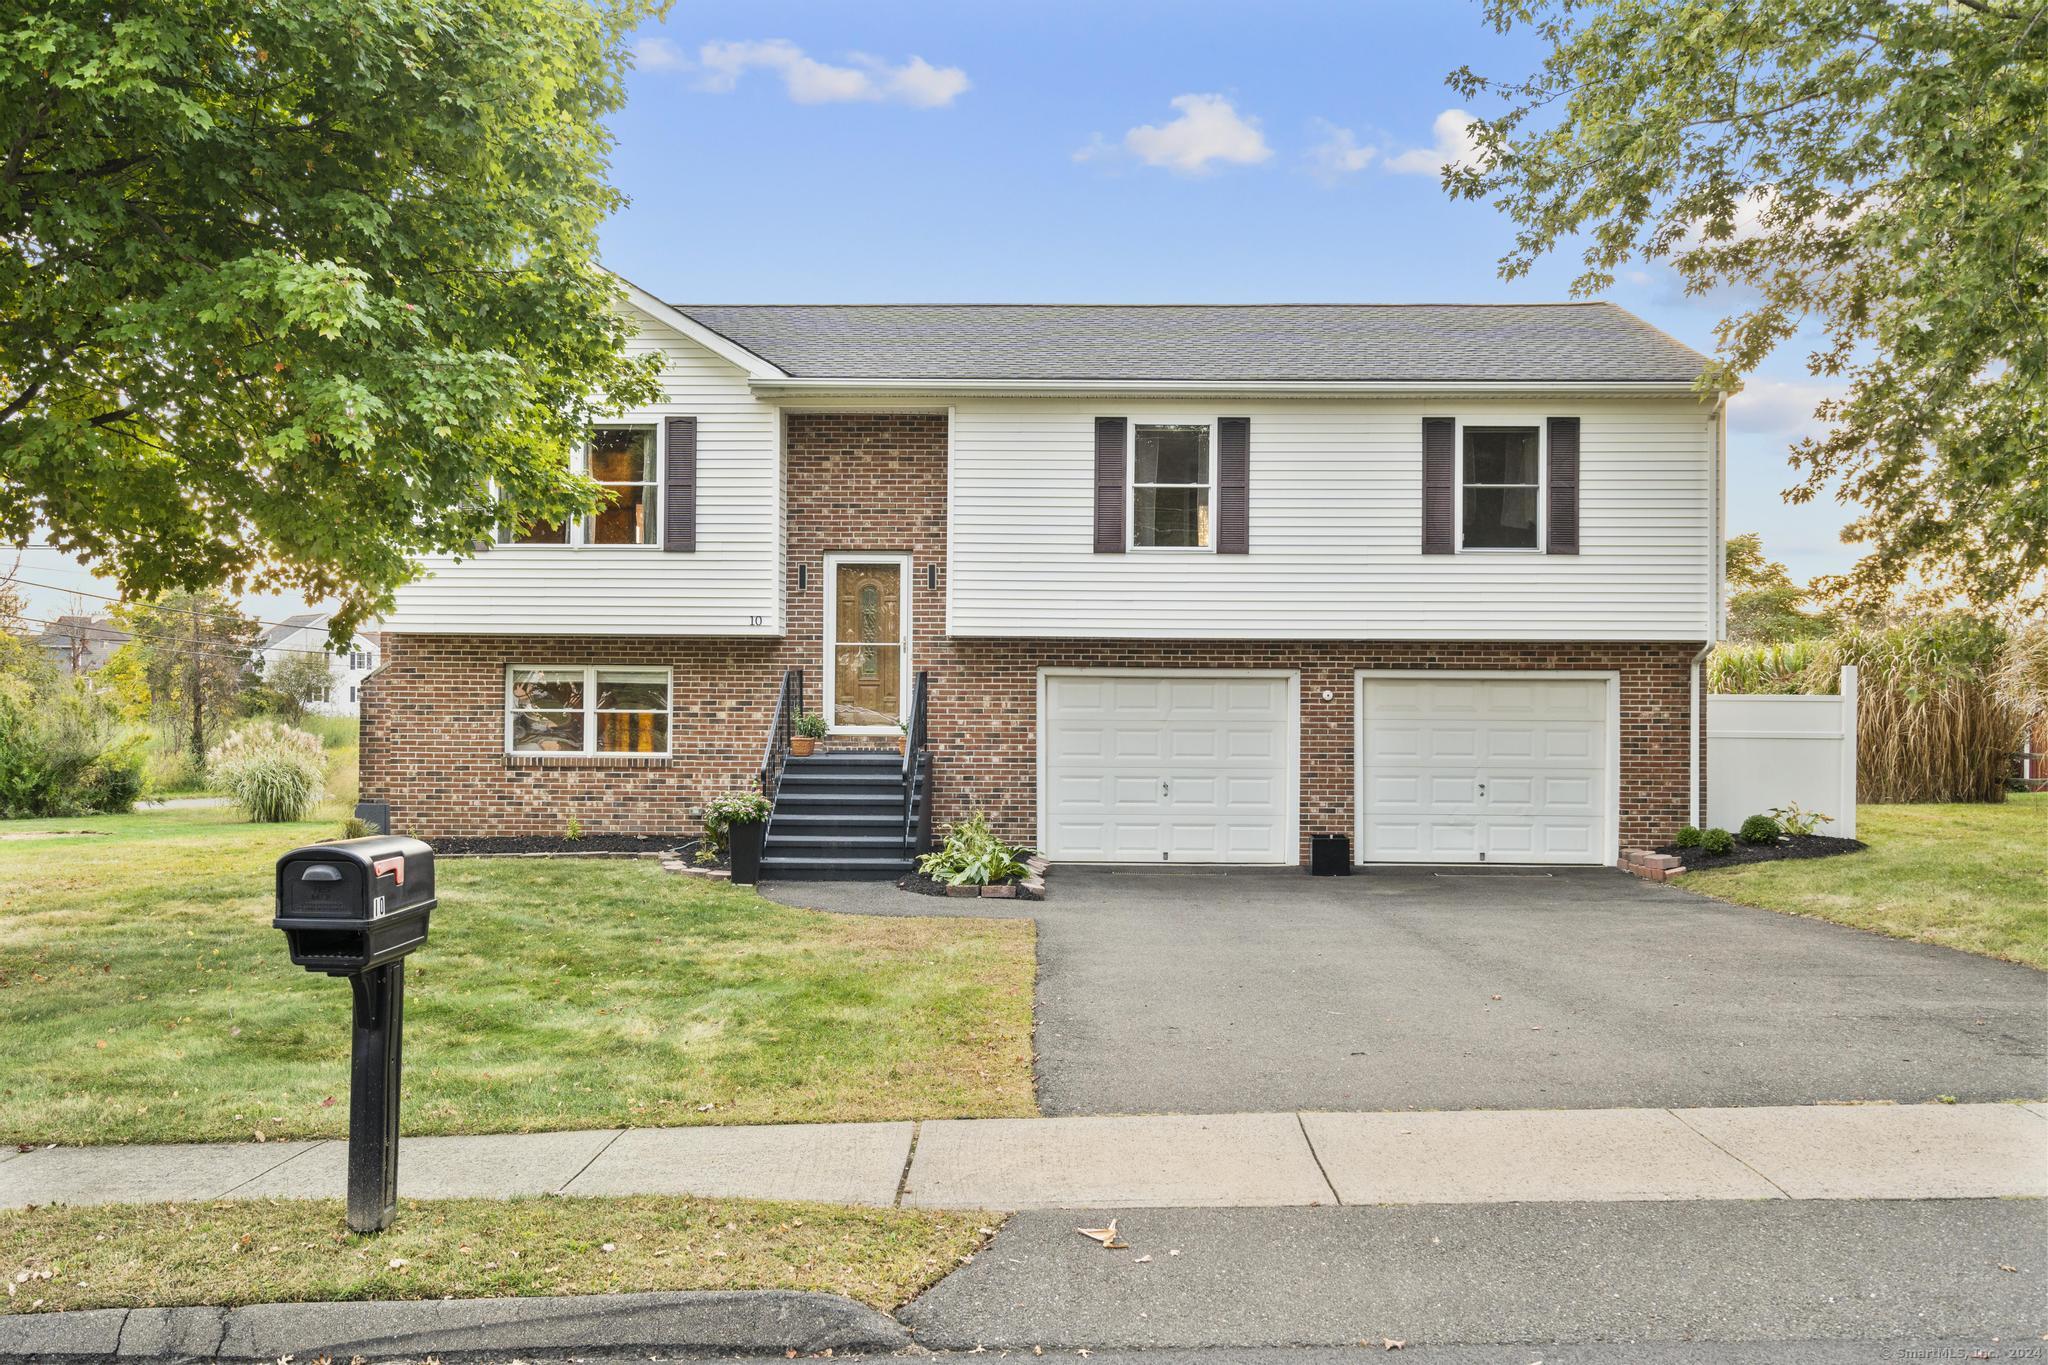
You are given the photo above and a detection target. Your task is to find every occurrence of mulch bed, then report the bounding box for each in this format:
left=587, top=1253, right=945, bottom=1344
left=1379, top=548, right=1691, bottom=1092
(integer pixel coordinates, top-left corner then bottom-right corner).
left=1658, top=833, right=1867, bottom=870
left=428, top=833, right=692, bottom=858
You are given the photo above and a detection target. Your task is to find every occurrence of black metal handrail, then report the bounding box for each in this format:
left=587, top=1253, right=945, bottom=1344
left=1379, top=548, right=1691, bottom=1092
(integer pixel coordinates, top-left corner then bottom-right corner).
left=903, top=671, right=931, bottom=852
left=757, top=668, right=803, bottom=799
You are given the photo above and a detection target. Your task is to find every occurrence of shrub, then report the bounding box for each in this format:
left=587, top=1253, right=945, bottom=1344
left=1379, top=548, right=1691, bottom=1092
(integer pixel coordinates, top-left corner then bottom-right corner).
left=1700, top=827, right=1735, bottom=856
left=702, top=790, right=771, bottom=855
left=564, top=814, right=583, bottom=841
left=340, top=816, right=376, bottom=839
left=919, top=811, right=1031, bottom=887
left=143, top=744, right=206, bottom=796
left=1739, top=813, right=1782, bottom=845
left=793, top=710, right=828, bottom=740
left=0, top=676, right=145, bottom=817
left=1673, top=825, right=1704, bottom=848
left=208, top=722, right=326, bottom=822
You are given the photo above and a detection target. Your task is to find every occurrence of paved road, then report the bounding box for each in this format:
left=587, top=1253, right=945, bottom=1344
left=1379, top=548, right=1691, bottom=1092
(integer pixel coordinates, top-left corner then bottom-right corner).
left=768, top=867, right=2048, bottom=1114
left=900, top=1198, right=2047, bottom=1352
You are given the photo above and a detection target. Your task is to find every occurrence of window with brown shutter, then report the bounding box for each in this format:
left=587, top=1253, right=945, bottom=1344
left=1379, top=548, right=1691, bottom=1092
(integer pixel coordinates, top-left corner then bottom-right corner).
left=1217, top=417, right=1249, bottom=554
left=1546, top=416, right=1581, bottom=555
left=1422, top=417, right=1455, bottom=554
left=663, top=415, right=697, bottom=553
left=1093, top=417, right=1126, bottom=553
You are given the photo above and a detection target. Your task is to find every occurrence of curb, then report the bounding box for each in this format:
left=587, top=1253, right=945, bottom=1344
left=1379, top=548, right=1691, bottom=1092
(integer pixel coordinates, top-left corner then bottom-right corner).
left=0, top=1290, right=907, bottom=1361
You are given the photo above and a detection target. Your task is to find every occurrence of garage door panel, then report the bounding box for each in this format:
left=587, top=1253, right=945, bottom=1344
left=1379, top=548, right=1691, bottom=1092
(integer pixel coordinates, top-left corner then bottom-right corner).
left=1044, top=672, right=1294, bottom=864
left=1361, top=676, right=1610, bottom=866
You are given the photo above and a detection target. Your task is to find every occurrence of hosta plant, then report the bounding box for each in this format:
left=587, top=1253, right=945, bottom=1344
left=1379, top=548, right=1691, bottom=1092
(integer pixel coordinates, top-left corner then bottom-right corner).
left=918, top=812, right=1031, bottom=887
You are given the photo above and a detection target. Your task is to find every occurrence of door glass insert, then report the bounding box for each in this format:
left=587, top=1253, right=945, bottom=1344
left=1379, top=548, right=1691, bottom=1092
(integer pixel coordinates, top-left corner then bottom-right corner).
left=832, top=564, right=903, bottom=727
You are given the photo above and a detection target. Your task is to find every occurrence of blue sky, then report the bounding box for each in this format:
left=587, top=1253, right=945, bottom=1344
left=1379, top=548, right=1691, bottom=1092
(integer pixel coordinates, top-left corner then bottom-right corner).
left=16, top=0, right=1852, bottom=628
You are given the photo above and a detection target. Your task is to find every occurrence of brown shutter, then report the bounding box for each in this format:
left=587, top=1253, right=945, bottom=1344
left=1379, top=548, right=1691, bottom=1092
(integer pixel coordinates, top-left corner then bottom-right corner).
left=1216, top=417, right=1250, bottom=554
left=1546, top=416, right=1580, bottom=555
left=663, top=415, right=697, bottom=553
left=1093, top=417, right=1126, bottom=554
left=1421, top=417, right=1455, bottom=554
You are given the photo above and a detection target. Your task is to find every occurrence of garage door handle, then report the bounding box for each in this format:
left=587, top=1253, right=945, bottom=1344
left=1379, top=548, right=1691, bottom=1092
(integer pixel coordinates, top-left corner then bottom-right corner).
left=1477, top=782, right=1487, bottom=799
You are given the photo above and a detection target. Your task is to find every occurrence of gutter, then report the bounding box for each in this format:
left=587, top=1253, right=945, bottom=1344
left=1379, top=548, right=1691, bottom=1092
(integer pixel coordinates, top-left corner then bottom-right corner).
left=750, top=377, right=1712, bottom=398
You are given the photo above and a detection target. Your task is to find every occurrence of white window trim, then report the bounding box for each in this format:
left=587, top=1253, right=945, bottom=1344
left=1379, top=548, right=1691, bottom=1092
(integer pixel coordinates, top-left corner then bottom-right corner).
left=503, top=664, right=673, bottom=757
left=1454, top=417, right=1546, bottom=555
left=1127, top=418, right=1219, bottom=554
left=822, top=552, right=913, bottom=736
left=497, top=422, right=665, bottom=550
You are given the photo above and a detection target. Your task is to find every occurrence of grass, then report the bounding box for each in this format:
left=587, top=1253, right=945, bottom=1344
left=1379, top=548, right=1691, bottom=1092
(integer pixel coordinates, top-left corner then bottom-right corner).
left=0, top=808, right=1036, bottom=1146
left=1683, top=794, right=2048, bottom=968
left=0, top=1194, right=990, bottom=1314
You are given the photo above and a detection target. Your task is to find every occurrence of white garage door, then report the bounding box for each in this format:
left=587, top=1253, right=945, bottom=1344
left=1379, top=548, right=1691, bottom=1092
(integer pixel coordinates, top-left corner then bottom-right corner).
left=1041, top=671, right=1295, bottom=864
left=1358, top=674, right=1612, bottom=865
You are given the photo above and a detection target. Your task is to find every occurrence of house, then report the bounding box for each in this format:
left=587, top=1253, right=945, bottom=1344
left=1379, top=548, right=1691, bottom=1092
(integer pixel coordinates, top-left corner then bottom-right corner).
left=255, top=613, right=382, bottom=717
left=364, top=285, right=1726, bottom=876
left=34, top=615, right=130, bottom=675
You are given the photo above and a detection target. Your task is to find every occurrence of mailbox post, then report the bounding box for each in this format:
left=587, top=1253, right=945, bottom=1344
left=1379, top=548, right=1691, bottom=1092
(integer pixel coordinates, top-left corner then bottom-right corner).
left=273, top=835, right=436, bottom=1233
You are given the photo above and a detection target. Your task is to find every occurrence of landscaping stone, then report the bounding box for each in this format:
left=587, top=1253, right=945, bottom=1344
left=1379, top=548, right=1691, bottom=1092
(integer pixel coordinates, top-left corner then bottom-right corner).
left=1019, top=875, right=1047, bottom=901
left=944, top=883, right=980, bottom=898
left=981, top=883, right=1018, bottom=898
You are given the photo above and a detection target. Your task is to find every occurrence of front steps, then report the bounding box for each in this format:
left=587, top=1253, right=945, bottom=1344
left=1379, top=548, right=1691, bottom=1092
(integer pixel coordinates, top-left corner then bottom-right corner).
left=762, top=750, right=915, bottom=880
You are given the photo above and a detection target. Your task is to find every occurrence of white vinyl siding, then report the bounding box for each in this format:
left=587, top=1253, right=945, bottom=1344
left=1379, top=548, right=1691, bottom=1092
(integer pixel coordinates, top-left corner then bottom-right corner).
left=385, top=304, right=780, bottom=636
left=948, top=397, right=1716, bottom=640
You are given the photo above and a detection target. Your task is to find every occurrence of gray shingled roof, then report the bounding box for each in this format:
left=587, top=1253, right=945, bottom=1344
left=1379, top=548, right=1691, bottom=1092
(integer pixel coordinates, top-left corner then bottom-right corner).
left=675, top=302, right=1708, bottom=384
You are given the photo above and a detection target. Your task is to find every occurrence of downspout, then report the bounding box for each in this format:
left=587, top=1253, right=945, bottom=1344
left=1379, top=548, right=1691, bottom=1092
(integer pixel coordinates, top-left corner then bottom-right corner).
left=1692, top=392, right=1729, bottom=827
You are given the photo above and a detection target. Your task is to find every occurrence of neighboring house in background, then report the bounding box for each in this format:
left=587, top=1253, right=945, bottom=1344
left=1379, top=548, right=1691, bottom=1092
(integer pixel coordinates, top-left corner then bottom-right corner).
left=34, top=615, right=131, bottom=675
left=255, top=613, right=381, bottom=717
left=367, top=282, right=1727, bottom=877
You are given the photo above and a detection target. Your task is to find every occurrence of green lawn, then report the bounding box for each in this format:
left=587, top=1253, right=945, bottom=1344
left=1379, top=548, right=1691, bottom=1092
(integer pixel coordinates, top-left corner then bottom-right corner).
left=0, top=809, right=1035, bottom=1146
left=1683, top=794, right=2048, bottom=968
left=0, top=1194, right=989, bottom=1313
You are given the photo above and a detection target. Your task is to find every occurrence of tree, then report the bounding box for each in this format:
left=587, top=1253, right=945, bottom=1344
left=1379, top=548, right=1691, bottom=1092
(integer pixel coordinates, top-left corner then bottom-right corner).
left=1, top=0, right=664, bottom=643
left=108, top=592, right=260, bottom=763
left=1448, top=1, right=2048, bottom=612
left=262, top=648, right=340, bottom=721
left=1726, top=532, right=1832, bottom=644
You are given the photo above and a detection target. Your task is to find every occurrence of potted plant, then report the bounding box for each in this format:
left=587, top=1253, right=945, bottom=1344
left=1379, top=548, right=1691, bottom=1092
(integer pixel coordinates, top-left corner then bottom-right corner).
left=705, top=790, right=772, bottom=885
left=897, top=719, right=911, bottom=754
left=790, top=710, right=826, bottom=757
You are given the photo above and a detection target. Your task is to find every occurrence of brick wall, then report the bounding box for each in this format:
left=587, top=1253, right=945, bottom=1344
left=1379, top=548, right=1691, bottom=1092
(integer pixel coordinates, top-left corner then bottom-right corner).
left=362, top=412, right=1709, bottom=857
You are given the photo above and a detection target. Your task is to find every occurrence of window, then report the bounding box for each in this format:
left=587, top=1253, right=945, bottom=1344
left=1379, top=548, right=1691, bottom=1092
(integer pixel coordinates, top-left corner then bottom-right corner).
left=1132, top=423, right=1211, bottom=549
left=1461, top=426, right=1541, bottom=550
left=506, top=666, right=670, bottom=755
left=348, top=649, right=373, bottom=672
left=498, top=426, right=659, bottom=546
left=348, top=685, right=359, bottom=703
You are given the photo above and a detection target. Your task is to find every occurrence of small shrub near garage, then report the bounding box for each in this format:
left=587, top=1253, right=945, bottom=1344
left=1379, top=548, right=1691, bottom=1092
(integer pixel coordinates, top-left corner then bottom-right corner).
left=1739, top=813, right=1783, bottom=846
left=208, top=721, right=326, bottom=822
left=1673, top=825, right=1704, bottom=848
left=918, top=812, right=1031, bottom=887
left=1700, top=827, right=1736, bottom=856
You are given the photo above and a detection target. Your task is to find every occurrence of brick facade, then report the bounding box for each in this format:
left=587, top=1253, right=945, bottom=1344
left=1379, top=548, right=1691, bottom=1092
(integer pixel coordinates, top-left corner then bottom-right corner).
left=362, top=412, right=1710, bottom=861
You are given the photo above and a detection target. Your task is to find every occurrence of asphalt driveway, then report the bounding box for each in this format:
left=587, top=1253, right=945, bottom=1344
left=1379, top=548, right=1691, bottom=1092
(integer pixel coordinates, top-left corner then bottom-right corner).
left=765, top=867, right=2047, bottom=1115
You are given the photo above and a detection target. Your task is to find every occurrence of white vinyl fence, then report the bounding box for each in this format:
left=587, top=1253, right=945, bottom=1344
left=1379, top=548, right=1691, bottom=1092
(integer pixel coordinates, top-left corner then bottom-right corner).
left=1706, top=664, right=1859, bottom=838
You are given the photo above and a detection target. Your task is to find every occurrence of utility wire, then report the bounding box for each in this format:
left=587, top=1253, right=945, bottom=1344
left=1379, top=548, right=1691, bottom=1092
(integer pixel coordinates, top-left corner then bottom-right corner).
left=0, top=573, right=349, bottom=637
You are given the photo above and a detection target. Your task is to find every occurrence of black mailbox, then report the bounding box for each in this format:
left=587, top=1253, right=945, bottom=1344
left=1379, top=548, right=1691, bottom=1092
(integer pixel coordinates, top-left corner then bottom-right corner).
left=274, top=834, right=435, bottom=1233
left=274, top=836, right=435, bottom=976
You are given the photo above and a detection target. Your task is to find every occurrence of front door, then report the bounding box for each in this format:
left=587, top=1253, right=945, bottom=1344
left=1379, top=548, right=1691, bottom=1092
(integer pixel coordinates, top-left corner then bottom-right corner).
left=827, top=558, right=906, bottom=731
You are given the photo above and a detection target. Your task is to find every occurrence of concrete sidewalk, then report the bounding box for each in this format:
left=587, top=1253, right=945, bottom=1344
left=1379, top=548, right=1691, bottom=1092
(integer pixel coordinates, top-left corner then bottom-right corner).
left=3, top=1102, right=2041, bottom=1213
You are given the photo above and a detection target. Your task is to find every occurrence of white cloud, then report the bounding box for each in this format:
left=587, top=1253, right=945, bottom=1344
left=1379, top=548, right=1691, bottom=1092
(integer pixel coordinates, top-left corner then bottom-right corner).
left=1727, top=378, right=1842, bottom=437
left=632, top=36, right=688, bottom=71
left=1385, top=108, right=1480, bottom=176
left=1112, top=94, right=1272, bottom=174
left=1306, top=120, right=1377, bottom=183
left=695, top=39, right=968, bottom=107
